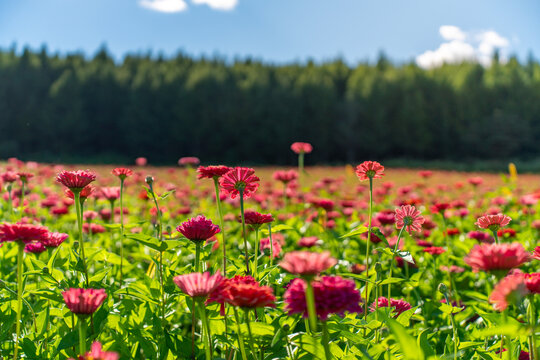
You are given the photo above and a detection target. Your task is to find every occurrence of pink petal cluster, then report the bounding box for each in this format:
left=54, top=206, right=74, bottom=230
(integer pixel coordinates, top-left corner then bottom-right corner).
left=489, top=273, right=528, bottom=311
left=100, top=187, right=120, bottom=201
left=197, top=165, right=231, bottom=179
left=176, top=215, right=220, bottom=242
left=69, top=342, right=119, bottom=360
left=273, top=170, right=298, bottom=183
left=0, top=222, right=49, bottom=244
left=355, top=161, right=384, bottom=181
left=56, top=170, right=96, bottom=190
left=464, top=243, right=530, bottom=272
left=111, top=167, right=133, bottom=179
left=475, top=214, right=511, bottom=231
left=284, top=276, right=363, bottom=320
left=394, top=205, right=424, bottom=233
left=219, top=167, right=260, bottom=199
left=242, top=210, right=274, bottom=226
left=280, top=251, right=337, bottom=276
left=178, top=157, right=200, bottom=166
left=62, top=288, right=107, bottom=315
left=173, top=272, right=223, bottom=298
left=290, top=142, right=313, bottom=154
left=369, top=297, right=412, bottom=317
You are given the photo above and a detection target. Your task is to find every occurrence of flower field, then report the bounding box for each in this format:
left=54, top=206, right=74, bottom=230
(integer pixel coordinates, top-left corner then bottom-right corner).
left=1, top=152, right=540, bottom=360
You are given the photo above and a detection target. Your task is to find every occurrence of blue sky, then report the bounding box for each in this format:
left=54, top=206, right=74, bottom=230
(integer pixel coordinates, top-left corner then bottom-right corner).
left=0, top=0, right=538, bottom=67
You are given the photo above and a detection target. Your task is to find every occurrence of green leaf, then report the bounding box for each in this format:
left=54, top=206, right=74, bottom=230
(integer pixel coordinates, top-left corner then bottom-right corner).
left=382, top=312, right=424, bottom=360
left=340, top=226, right=368, bottom=238
left=260, top=224, right=294, bottom=234
left=417, top=329, right=436, bottom=357
left=57, top=330, right=79, bottom=351
left=439, top=302, right=464, bottom=315
left=379, top=277, right=405, bottom=285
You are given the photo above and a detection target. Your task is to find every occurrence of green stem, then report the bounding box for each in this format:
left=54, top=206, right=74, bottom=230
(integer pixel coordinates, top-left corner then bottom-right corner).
left=195, top=242, right=201, bottom=272
left=233, top=308, right=248, bottom=360
left=244, top=310, right=257, bottom=358
left=213, top=178, right=227, bottom=276
left=78, top=316, right=87, bottom=355
left=13, top=242, right=24, bottom=360
left=528, top=299, right=537, bottom=360
left=321, top=321, right=333, bottom=360
left=73, top=191, right=89, bottom=287
left=388, top=226, right=406, bottom=300
left=305, top=279, right=318, bottom=332
left=268, top=223, right=274, bottom=268
left=492, top=229, right=500, bottom=245
left=298, top=153, right=305, bottom=175
left=198, top=301, right=212, bottom=360
left=7, top=185, right=13, bottom=218
left=254, top=228, right=259, bottom=280
left=364, top=177, right=373, bottom=320
left=239, top=189, right=250, bottom=275
left=19, top=181, right=25, bottom=217
left=502, top=310, right=512, bottom=359
left=119, top=179, right=125, bottom=287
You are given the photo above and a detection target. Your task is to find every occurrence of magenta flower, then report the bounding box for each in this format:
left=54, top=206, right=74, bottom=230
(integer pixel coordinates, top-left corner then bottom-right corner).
left=174, top=272, right=223, bottom=299
left=176, top=215, right=220, bottom=243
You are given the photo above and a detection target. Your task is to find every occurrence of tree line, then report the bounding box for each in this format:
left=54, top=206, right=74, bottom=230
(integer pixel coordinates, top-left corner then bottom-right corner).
left=0, top=46, right=539, bottom=166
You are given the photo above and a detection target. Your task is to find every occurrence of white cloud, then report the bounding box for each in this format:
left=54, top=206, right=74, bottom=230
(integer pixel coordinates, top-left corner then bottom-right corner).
left=416, top=26, right=510, bottom=69
left=439, top=25, right=466, bottom=41
left=191, top=0, right=238, bottom=11
left=139, top=0, right=188, bottom=13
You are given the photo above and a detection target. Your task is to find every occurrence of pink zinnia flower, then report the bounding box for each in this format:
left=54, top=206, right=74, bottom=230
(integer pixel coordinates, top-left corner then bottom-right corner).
left=176, top=215, right=220, bottom=243
left=111, top=167, right=133, bottom=180
left=280, top=251, right=337, bottom=276
left=1, top=171, right=18, bottom=183
left=197, top=165, right=231, bottom=179
left=178, top=157, right=200, bottom=166
left=227, top=282, right=276, bottom=308
left=355, top=161, right=384, bottom=181
left=273, top=170, right=298, bottom=184
left=207, top=275, right=257, bottom=305
left=173, top=272, right=223, bottom=299
left=475, top=214, right=512, bottom=232
left=423, top=246, right=446, bottom=256
left=65, top=185, right=95, bottom=201
left=242, top=210, right=274, bottom=228
left=298, top=236, right=319, bottom=248
left=42, top=232, right=69, bottom=247
left=56, top=170, right=96, bottom=191
left=489, top=274, right=528, bottom=311
left=62, top=288, right=107, bottom=315
left=24, top=241, right=46, bottom=254
left=394, top=205, right=424, bottom=233
left=532, top=246, right=540, bottom=260
left=284, top=276, right=363, bottom=320
left=100, top=187, right=120, bottom=201
left=219, top=167, right=260, bottom=199
left=369, top=297, right=412, bottom=317
left=291, top=142, right=313, bottom=154
left=17, top=172, right=33, bottom=182
left=260, top=236, right=282, bottom=258
left=135, top=157, right=147, bottom=166
left=0, top=222, right=49, bottom=244
left=69, top=341, right=119, bottom=360
left=464, top=243, right=530, bottom=272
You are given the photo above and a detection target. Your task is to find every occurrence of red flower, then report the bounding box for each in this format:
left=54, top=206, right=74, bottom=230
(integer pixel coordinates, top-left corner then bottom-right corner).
left=227, top=282, right=276, bottom=308
left=17, top=172, right=33, bottom=182
left=280, top=251, right=337, bottom=276
left=178, top=157, right=200, bottom=166
left=0, top=222, right=49, bottom=244
left=197, top=165, right=231, bottom=179
left=260, top=237, right=282, bottom=258
left=56, top=170, right=96, bottom=190
left=42, top=232, right=69, bottom=247
left=219, top=167, right=260, bottom=199
left=111, top=167, right=133, bottom=180
left=284, top=276, right=363, bottom=320
left=418, top=170, right=433, bottom=178
left=523, top=273, right=540, bottom=294
left=242, top=210, right=274, bottom=228
left=369, top=297, right=412, bottom=317
left=135, top=157, right=147, bottom=166
left=533, top=246, right=540, bottom=261
left=310, top=198, right=335, bottom=212
left=100, top=187, right=120, bottom=201
left=65, top=185, right=95, bottom=201
left=62, top=288, right=107, bottom=315
left=176, top=215, right=220, bottom=242
left=207, top=275, right=258, bottom=305
left=430, top=203, right=450, bottom=213
left=1, top=171, right=18, bottom=183
left=69, top=342, right=119, bottom=360
left=489, top=274, right=528, bottom=311
left=423, top=246, right=446, bottom=256
left=355, top=161, right=384, bottom=181
left=464, top=243, right=530, bottom=272
left=291, top=142, right=313, bottom=154
left=298, top=236, right=319, bottom=248
left=394, top=205, right=424, bottom=233
left=173, top=272, right=223, bottom=299
left=475, top=214, right=511, bottom=231
left=24, top=241, right=46, bottom=254
left=273, top=170, right=298, bottom=184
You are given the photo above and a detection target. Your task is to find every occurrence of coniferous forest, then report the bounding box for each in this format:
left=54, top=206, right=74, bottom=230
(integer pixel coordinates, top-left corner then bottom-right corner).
left=1, top=47, right=539, bottom=166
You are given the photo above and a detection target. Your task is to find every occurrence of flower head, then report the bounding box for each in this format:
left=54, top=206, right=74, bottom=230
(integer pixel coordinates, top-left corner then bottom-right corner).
left=69, top=342, right=119, bottom=360
left=174, top=272, right=223, bottom=299
left=135, top=157, right=147, bottom=166
left=0, top=222, right=49, bottom=244
left=65, top=185, right=95, bottom=201
left=284, top=276, right=362, bottom=320
left=219, top=167, right=260, bottom=199
left=242, top=210, right=274, bottom=228
left=369, top=297, right=412, bottom=317
left=395, top=205, right=424, bottom=233
left=355, top=161, right=384, bottom=181
left=100, top=187, right=120, bottom=201
left=62, top=288, right=107, bottom=315
left=179, top=157, right=200, bottom=166
left=176, top=215, right=220, bottom=243
left=17, top=172, right=33, bottom=183
left=197, top=165, right=231, bottom=180
left=227, top=282, right=276, bottom=308
left=273, top=170, right=298, bottom=184
left=464, top=243, right=530, bottom=272
left=280, top=251, right=337, bottom=276
left=1, top=171, right=18, bottom=183
left=111, top=167, right=133, bottom=180
left=489, top=274, right=528, bottom=311
left=533, top=246, right=540, bottom=261
left=24, top=241, right=46, bottom=254
left=423, top=246, right=446, bottom=256
left=475, top=214, right=512, bottom=232
left=291, top=142, right=313, bottom=154
left=56, top=170, right=96, bottom=191
left=42, top=232, right=69, bottom=248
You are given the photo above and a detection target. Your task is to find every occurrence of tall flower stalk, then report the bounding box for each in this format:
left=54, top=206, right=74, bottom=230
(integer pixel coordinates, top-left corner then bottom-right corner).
left=73, top=190, right=89, bottom=287
left=112, top=167, right=133, bottom=287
